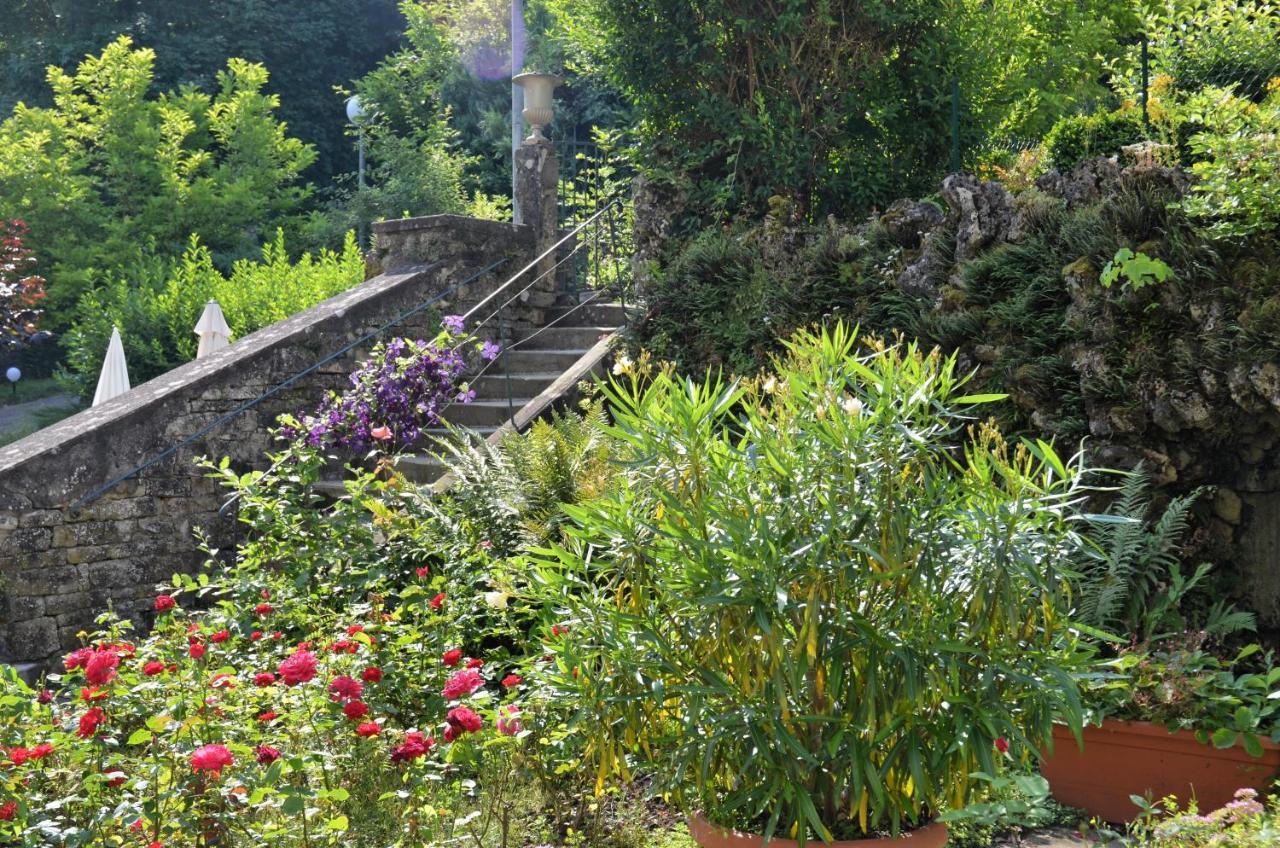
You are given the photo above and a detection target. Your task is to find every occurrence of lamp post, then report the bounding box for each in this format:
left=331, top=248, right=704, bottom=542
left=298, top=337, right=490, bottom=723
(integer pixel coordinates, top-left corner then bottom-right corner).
left=346, top=95, right=368, bottom=246
left=511, top=0, right=525, bottom=224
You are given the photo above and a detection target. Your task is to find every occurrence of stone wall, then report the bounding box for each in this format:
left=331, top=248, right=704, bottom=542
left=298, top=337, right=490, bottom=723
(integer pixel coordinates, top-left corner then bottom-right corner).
left=0, top=215, right=538, bottom=671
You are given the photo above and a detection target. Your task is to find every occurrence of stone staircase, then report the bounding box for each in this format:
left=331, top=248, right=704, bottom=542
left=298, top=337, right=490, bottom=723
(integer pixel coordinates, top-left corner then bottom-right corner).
left=319, top=296, right=627, bottom=493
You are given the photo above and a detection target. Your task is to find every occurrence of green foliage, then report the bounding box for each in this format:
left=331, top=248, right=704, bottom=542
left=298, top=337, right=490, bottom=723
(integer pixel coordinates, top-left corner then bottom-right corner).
left=0, top=37, right=317, bottom=325
left=1179, top=84, right=1280, bottom=240
left=1044, top=110, right=1148, bottom=170
left=60, top=231, right=363, bottom=399
left=1085, top=640, right=1280, bottom=751
left=1075, top=469, right=1254, bottom=645
left=939, top=771, right=1076, bottom=847
left=432, top=400, right=621, bottom=552
left=551, top=0, right=1132, bottom=221
left=0, top=0, right=405, bottom=183
left=1117, top=0, right=1280, bottom=103
left=1100, top=248, right=1173, bottom=291
left=529, top=325, right=1088, bottom=840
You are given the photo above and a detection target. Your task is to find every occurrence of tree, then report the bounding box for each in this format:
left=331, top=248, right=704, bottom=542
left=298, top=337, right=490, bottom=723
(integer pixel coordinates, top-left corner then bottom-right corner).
left=548, top=0, right=1133, bottom=220
left=0, top=0, right=405, bottom=183
left=0, top=37, right=317, bottom=325
left=342, top=0, right=629, bottom=220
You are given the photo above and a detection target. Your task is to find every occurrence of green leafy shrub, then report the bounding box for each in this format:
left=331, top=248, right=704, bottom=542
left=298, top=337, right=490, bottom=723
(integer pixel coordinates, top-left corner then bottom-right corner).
left=1179, top=84, right=1280, bottom=239
left=60, top=231, right=363, bottom=399
left=531, top=324, right=1089, bottom=840
left=1085, top=640, right=1280, bottom=754
left=1136, top=0, right=1280, bottom=103
left=0, top=37, right=317, bottom=325
left=1044, top=110, right=1148, bottom=170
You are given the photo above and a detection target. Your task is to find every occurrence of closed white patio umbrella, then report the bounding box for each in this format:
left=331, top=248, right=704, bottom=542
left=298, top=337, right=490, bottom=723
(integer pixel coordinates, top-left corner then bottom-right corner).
left=92, top=326, right=131, bottom=406
left=194, top=300, right=232, bottom=359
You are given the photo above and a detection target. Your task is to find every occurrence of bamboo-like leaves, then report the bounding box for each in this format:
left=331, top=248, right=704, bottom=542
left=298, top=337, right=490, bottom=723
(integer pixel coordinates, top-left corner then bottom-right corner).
left=528, top=325, right=1088, bottom=842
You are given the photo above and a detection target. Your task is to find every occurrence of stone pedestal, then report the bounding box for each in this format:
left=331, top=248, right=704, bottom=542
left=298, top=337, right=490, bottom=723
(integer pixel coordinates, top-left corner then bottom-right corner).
left=514, top=138, right=559, bottom=294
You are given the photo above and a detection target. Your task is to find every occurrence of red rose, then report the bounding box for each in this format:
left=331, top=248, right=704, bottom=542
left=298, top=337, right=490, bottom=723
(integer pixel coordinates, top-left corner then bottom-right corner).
left=83, top=649, right=119, bottom=686
left=210, top=630, right=230, bottom=644
left=250, top=631, right=263, bottom=641
left=442, top=669, right=484, bottom=700
left=430, top=592, right=446, bottom=610
left=390, top=730, right=433, bottom=763
left=355, top=721, right=381, bottom=737
left=994, top=737, right=1010, bottom=754
left=154, top=595, right=176, bottom=613
left=77, top=707, right=106, bottom=738
left=254, top=672, right=276, bottom=687
left=441, top=649, right=463, bottom=667
left=143, top=661, right=166, bottom=676
left=255, top=745, right=281, bottom=765
left=188, top=642, right=206, bottom=660
left=415, top=566, right=430, bottom=578
left=36, top=689, right=53, bottom=704
left=104, top=769, right=126, bottom=788
left=328, top=676, right=363, bottom=702
left=80, top=686, right=109, bottom=702
left=8, top=747, right=29, bottom=766
left=446, top=706, right=483, bottom=734
left=329, top=639, right=356, bottom=654
left=345, top=625, right=364, bottom=635
left=466, top=658, right=484, bottom=669
left=255, top=603, right=273, bottom=616
left=63, top=647, right=92, bottom=671
left=29, top=743, right=53, bottom=760
left=272, top=631, right=283, bottom=641
left=0, top=801, right=15, bottom=821
left=257, top=711, right=278, bottom=722
left=361, top=667, right=383, bottom=683
left=343, top=701, right=370, bottom=721
left=501, top=674, right=521, bottom=689
left=190, top=744, right=233, bottom=777
left=277, top=649, right=318, bottom=686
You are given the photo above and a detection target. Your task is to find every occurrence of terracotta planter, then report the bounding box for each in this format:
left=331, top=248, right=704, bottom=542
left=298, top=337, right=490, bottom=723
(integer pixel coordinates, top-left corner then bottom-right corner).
left=1040, top=719, right=1280, bottom=823
left=687, top=813, right=948, bottom=848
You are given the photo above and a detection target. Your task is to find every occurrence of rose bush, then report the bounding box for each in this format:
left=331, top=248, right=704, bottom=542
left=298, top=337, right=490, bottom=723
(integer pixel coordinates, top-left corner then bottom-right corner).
left=0, top=422, right=582, bottom=847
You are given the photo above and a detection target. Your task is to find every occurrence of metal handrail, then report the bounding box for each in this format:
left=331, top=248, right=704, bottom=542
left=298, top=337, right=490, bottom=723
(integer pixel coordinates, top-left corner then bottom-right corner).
left=69, top=257, right=510, bottom=512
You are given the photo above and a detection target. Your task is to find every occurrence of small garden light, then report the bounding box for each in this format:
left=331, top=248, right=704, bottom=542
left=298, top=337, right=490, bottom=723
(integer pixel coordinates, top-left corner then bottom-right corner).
left=5, top=365, right=19, bottom=399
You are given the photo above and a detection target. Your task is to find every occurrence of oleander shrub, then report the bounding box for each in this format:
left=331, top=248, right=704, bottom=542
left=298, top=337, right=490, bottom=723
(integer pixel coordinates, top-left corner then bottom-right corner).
left=531, top=324, right=1091, bottom=841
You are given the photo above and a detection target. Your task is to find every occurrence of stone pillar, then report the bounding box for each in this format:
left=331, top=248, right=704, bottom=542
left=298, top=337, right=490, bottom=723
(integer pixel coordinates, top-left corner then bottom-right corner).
left=514, top=137, right=559, bottom=295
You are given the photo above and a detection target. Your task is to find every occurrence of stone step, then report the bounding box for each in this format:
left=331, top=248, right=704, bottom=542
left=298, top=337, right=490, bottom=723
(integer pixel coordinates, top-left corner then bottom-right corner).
left=517, top=326, right=616, bottom=351
left=396, top=453, right=449, bottom=484
left=440, top=398, right=531, bottom=427
left=545, top=301, right=628, bottom=326
left=472, top=371, right=563, bottom=396
left=493, top=348, right=592, bottom=371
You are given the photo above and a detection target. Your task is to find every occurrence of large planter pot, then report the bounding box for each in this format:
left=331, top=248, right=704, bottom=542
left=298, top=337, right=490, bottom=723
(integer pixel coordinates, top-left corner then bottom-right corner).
left=687, top=813, right=948, bottom=848
left=1040, top=719, right=1280, bottom=823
